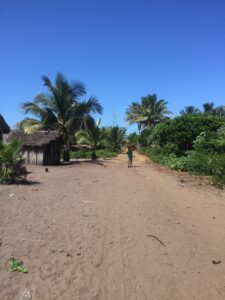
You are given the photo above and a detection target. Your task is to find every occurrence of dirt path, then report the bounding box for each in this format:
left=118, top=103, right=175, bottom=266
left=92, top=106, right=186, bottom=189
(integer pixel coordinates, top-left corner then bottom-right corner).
left=1, top=152, right=225, bottom=300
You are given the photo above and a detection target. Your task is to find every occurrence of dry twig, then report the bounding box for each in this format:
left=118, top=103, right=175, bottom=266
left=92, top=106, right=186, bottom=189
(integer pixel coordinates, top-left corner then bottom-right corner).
left=146, top=235, right=165, bottom=247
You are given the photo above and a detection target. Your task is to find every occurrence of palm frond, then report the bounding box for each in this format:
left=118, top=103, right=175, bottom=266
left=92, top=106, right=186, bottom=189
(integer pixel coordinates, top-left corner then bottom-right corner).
left=70, top=81, right=86, bottom=98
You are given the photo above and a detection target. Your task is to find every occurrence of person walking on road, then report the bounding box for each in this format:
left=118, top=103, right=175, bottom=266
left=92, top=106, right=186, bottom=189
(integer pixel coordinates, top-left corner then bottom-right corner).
left=127, top=145, right=133, bottom=168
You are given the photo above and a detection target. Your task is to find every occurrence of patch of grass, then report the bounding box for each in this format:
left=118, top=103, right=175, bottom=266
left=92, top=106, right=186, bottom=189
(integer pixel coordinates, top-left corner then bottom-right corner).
left=96, top=149, right=118, bottom=158
left=69, top=150, right=92, bottom=159
left=69, top=149, right=119, bottom=159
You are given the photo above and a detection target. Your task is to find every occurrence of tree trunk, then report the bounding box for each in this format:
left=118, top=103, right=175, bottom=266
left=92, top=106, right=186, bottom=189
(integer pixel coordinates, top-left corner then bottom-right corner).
left=92, top=148, right=97, bottom=160
left=63, top=145, right=70, bottom=162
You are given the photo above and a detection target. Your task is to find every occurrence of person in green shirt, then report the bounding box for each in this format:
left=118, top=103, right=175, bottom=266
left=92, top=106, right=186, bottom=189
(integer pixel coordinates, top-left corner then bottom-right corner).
left=127, top=145, right=133, bottom=168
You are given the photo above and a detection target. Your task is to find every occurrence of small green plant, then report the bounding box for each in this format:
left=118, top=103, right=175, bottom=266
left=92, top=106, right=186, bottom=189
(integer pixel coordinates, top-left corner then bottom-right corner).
left=0, top=140, right=27, bottom=183
left=8, top=257, right=28, bottom=273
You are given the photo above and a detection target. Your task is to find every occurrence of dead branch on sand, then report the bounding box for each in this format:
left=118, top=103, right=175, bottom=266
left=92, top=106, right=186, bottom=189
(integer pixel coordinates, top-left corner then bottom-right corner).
left=146, top=235, right=165, bottom=247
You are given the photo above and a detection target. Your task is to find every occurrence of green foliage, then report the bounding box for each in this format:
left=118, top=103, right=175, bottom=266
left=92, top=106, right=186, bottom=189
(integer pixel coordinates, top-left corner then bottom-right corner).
left=21, top=72, right=103, bottom=161
left=70, top=149, right=92, bottom=159
left=141, top=147, right=225, bottom=187
left=125, top=94, right=171, bottom=130
left=0, top=141, right=27, bottom=183
left=136, top=103, right=225, bottom=187
left=127, top=132, right=139, bottom=145
left=16, top=118, right=43, bottom=134
left=138, top=128, right=152, bottom=146
left=96, top=149, right=119, bottom=158
left=180, top=106, right=201, bottom=115
left=150, top=115, right=225, bottom=155
left=104, top=126, right=126, bottom=151
left=8, top=258, right=28, bottom=273
left=76, top=120, right=104, bottom=159
left=69, top=149, right=118, bottom=159
left=179, top=103, right=225, bottom=117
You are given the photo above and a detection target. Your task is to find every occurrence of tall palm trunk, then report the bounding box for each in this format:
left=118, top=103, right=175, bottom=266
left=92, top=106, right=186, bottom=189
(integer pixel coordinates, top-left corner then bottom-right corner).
left=92, top=147, right=97, bottom=160
left=63, top=145, right=70, bottom=162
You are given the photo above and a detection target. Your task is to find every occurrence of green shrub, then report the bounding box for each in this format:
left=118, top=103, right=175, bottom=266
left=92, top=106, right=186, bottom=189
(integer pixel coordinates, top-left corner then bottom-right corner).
left=70, top=150, right=92, bottom=159
left=150, top=115, right=225, bottom=155
left=210, top=154, right=225, bottom=187
left=141, top=146, right=225, bottom=187
left=0, top=140, right=27, bottom=183
left=96, top=149, right=118, bottom=158
left=69, top=149, right=119, bottom=159
left=138, top=128, right=152, bottom=146
left=127, top=132, right=139, bottom=145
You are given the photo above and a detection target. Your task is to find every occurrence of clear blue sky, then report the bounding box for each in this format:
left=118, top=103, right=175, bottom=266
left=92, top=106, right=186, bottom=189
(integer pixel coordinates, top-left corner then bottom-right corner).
left=1, top=0, right=225, bottom=133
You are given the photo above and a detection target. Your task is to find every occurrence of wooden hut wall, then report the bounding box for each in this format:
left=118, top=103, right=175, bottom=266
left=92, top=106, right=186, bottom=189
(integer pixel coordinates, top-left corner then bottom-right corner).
left=23, top=146, right=44, bottom=165
left=43, top=141, right=61, bottom=165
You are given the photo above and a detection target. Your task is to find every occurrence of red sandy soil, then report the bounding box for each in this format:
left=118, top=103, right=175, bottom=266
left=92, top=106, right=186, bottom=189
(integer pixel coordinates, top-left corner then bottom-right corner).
left=1, top=152, right=225, bottom=300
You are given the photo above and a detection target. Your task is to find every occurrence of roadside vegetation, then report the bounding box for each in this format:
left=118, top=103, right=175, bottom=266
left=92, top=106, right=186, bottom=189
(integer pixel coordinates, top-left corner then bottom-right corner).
left=3, top=72, right=224, bottom=187
left=75, top=122, right=125, bottom=159
left=126, top=96, right=225, bottom=187
left=0, top=140, right=27, bottom=183
left=70, top=149, right=119, bottom=160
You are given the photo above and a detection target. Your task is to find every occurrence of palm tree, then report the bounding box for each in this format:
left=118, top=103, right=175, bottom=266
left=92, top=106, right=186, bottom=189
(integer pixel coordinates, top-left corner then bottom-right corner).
left=203, top=102, right=215, bottom=115
left=21, top=72, right=103, bottom=161
left=214, top=105, right=225, bottom=117
left=125, top=102, right=143, bottom=131
left=16, top=118, right=43, bottom=134
left=76, top=119, right=104, bottom=160
left=105, top=126, right=126, bottom=151
left=180, top=106, right=200, bottom=115
left=126, top=94, right=171, bottom=129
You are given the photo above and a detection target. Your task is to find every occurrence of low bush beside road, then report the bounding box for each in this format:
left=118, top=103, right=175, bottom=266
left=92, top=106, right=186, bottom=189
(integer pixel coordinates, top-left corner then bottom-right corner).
left=69, top=149, right=119, bottom=160
left=141, top=147, right=225, bottom=188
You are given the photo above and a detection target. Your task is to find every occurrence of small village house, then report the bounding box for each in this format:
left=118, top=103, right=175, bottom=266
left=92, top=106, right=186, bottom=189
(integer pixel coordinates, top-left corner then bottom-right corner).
left=0, top=114, right=10, bottom=140
left=4, top=131, right=62, bottom=165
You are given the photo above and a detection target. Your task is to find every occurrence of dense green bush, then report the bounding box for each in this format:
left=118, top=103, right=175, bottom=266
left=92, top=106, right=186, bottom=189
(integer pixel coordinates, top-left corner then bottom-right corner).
left=0, top=140, right=27, bottom=183
left=138, top=128, right=152, bottom=146
left=150, top=115, right=225, bottom=155
left=193, top=129, right=225, bottom=154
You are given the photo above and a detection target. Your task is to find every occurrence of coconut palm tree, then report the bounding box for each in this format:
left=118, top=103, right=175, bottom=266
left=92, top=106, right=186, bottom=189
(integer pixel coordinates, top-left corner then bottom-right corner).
left=21, top=72, right=103, bottom=161
left=105, top=126, right=126, bottom=151
left=76, top=119, right=104, bottom=160
left=16, top=118, right=43, bottom=134
left=125, top=102, right=143, bottom=131
left=203, top=102, right=215, bottom=115
left=180, top=106, right=200, bottom=115
left=214, top=105, right=225, bottom=117
left=126, top=94, right=171, bottom=130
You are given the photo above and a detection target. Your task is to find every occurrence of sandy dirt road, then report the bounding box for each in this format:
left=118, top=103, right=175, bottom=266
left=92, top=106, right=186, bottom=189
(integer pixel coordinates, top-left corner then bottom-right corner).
left=1, top=152, right=225, bottom=300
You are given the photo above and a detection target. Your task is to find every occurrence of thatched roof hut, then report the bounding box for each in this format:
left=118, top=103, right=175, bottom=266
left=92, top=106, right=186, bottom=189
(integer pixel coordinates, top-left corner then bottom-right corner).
left=4, top=131, right=62, bottom=165
left=0, top=115, right=10, bottom=138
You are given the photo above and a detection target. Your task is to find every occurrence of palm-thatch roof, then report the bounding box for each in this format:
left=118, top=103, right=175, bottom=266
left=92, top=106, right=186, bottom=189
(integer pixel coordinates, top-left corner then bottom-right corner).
left=4, top=130, right=61, bottom=146
left=0, top=115, right=10, bottom=134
